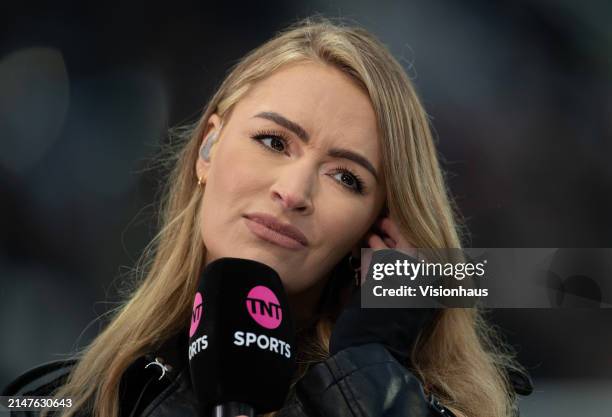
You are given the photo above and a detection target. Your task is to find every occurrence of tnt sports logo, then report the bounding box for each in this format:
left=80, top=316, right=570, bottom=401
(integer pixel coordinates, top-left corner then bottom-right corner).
left=246, top=285, right=282, bottom=329
left=189, top=292, right=203, bottom=337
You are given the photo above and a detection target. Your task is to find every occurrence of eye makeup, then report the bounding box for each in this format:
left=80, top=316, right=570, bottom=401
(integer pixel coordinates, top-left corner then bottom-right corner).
left=249, top=129, right=367, bottom=195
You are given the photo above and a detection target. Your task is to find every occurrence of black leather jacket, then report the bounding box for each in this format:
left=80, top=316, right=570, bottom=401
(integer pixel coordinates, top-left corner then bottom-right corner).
left=3, top=329, right=525, bottom=417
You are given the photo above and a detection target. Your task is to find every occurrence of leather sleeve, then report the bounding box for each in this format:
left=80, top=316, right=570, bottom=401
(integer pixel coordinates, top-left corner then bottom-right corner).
left=276, top=343, right=441, bottom=417
left=1, top=359, right=75, bottom=417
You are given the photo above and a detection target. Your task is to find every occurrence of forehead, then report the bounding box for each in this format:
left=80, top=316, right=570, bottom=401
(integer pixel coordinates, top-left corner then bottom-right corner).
left=231, top=62, right=380, bottom=161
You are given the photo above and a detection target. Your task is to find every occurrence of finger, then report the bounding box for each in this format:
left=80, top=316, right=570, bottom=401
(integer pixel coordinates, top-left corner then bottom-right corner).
left=383, top=236, right=396, bottom=248
left=367, top=233, right=388, bottom=250
left=379, top=217, right=402, bottom=242
left=380, top=217, right=415, bottom=251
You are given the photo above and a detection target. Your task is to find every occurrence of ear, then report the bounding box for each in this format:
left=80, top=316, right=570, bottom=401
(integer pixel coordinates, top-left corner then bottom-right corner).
left=195, top=113, right=223, bottom=182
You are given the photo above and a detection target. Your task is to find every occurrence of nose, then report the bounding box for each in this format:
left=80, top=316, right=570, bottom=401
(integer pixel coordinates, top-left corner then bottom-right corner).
left=270, top=160, right=315, bottom=214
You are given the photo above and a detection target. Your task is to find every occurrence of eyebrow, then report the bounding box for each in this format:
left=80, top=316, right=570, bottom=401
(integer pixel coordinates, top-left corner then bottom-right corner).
left=252, top=111, right=380, bottom=182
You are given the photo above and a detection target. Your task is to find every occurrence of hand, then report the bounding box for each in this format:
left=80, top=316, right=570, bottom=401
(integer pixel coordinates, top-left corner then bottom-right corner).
left=329, top=214, right=436, bottom=366
left=355, top=214, right=417, bottom=286
left=367, top=214, right=417, bottom=255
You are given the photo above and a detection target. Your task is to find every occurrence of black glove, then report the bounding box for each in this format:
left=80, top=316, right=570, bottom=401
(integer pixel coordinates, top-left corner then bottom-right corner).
left=329, top=285, right=436, bottom=366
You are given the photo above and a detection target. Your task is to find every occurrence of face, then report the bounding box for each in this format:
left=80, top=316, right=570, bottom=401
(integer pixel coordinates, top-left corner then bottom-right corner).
left=195, top=61, right=386, bottom=320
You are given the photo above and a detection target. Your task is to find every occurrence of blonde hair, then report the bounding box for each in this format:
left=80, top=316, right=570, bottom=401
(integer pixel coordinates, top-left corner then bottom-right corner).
left=46, top=15, right=525, bottom=417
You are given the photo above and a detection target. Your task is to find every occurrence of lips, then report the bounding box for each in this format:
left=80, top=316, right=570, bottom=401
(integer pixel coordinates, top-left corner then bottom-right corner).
left=243, top=212, right=309, bottom=247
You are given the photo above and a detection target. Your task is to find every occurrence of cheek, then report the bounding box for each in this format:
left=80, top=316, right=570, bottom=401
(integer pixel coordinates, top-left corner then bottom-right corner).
left=208, top=146, right=255, bottom=196
left=198, top=142, right=270, bottom=258
left=278, top=205, right=367, bottom=294
left=204, top=140, right=265, bottom=211
left=315, top=202, right=370, bottom=266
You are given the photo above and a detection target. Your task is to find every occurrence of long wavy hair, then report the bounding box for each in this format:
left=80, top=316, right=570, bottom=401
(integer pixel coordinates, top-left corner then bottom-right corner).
left=45, top=15, right=525, bottom=417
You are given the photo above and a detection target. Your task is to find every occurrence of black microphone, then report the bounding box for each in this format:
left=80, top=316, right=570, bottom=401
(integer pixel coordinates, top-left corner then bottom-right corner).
left=188, top=257, right=297, bottom=417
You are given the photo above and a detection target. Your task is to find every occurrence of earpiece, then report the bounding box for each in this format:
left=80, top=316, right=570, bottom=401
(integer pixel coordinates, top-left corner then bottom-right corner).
left=200, top=131, right=219, bottom=161
left=200, top=121, right=224, bottom=162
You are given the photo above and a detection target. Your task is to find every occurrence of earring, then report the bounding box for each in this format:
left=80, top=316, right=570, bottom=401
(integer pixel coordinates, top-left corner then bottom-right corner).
left=197, top=176, right=204, bottom=187
left=348, top=254, right=361, bottom=287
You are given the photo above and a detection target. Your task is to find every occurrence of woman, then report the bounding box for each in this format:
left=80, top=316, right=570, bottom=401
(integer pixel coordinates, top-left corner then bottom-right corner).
left=6, top=16, right=530, bottom=417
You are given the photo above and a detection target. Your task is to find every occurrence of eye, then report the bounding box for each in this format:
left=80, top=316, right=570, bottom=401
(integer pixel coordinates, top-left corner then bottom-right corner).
left=331, top=166, right=366, bottom=195
left=250, top=130, right=290, bottom=153
left=250, top=130, right=367, bottom=195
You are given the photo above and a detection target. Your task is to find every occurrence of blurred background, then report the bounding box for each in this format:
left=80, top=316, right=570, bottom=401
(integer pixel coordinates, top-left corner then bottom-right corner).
left=1, top=1, right=611, bottom=416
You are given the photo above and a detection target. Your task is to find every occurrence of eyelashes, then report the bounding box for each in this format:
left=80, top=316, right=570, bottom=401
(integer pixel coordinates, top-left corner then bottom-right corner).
left=333, top=165, right=366, bottom=194
left=249, top=129, right=367, bottom=195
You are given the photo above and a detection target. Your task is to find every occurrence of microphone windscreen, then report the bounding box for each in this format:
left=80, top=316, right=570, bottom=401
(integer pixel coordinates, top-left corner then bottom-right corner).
left=188, top=257, right=297, bottom=415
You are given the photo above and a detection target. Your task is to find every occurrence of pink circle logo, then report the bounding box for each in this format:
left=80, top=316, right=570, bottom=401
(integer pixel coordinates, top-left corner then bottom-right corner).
left=189, top=292, right=203, bottom=337
left=245, top=285, right=282, bottom=329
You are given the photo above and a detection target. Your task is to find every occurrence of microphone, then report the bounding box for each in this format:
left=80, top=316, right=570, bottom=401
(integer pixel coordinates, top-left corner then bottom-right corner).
left=188, top=257, right=297, bottom=417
